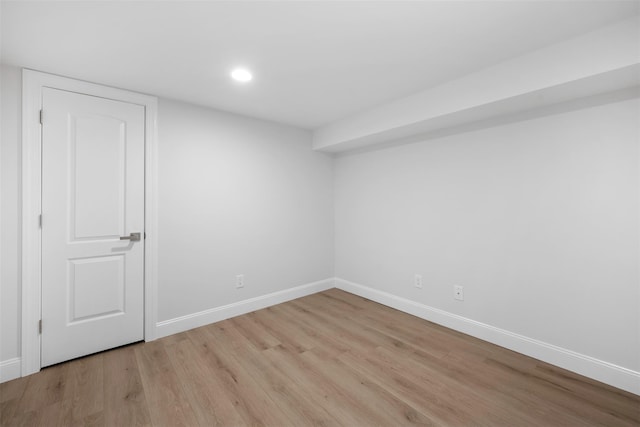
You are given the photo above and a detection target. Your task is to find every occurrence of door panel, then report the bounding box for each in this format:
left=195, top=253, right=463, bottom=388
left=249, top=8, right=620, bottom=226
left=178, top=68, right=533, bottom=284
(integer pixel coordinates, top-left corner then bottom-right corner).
left=68, top=255, right=125, bottom=323
left=41, top=88, right=145, bottom=367
left=71, top=114, right=126, bottom=240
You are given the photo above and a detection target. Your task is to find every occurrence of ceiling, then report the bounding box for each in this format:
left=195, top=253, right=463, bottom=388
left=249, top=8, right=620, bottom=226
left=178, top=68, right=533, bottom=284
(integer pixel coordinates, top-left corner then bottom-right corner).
left=1, top=1, right=638, bottom=129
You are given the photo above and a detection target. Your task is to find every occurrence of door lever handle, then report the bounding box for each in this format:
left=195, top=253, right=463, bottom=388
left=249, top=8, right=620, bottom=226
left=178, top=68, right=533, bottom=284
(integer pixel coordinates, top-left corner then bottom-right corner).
left=120, top=232, right=141, bottom=242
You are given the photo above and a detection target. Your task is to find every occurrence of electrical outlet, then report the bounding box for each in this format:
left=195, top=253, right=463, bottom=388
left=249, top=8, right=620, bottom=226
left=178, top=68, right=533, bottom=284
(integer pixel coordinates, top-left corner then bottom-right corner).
left=414, top=274, right=423, bottom=289
left=454, top=285, right=464, bottom=301
left=236, top=274, right=244, bottom=289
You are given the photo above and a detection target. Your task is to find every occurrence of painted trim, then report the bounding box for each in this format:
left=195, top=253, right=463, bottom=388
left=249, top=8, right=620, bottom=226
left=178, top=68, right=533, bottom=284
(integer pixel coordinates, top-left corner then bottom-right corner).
left=335, top=278, right=640, bottom=396
left=0, top=358, right=22, bottom=383
left=21, top=69, right=159, bottom=377
left=21, top=69, right=43, bottom=377
left=143, top=91, right=159, bottom=342
left=156, top=278, right=335, bottom=339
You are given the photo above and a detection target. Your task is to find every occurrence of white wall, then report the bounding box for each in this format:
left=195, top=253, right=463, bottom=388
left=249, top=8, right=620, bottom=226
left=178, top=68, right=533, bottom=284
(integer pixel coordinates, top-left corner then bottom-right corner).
left=335, top=97, right=639, bottom=372
left=157, top=99, right=333, bottom=322
left=0, top=64, right=21, bottom=364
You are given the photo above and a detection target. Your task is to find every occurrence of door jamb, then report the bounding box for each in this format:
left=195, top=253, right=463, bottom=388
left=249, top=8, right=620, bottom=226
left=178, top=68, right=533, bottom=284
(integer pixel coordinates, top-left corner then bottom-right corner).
left=21, top=69, right=159, bottom=376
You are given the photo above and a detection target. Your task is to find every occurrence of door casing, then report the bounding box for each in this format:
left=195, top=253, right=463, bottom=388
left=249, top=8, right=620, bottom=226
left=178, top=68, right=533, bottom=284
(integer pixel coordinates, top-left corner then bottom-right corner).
left=21, top=69, right=159, bottom=376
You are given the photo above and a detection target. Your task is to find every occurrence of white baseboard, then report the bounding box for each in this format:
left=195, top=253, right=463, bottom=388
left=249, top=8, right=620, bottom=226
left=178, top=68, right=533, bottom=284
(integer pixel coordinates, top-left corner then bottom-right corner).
left=0, top=358, right=22, bottom=383
left=335, top=278, right=640, bottom=396
left=156, top=278, right=335, bottom=339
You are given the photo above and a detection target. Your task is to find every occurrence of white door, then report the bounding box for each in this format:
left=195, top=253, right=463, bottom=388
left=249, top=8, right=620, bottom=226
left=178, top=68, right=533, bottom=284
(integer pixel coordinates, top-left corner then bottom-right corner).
left=41, top=88, right=145, bottom=367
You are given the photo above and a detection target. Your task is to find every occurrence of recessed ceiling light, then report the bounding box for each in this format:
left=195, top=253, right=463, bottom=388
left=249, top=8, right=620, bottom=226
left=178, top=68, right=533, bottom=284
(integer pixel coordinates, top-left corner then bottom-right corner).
left=231, top=68, right=253, bottom=82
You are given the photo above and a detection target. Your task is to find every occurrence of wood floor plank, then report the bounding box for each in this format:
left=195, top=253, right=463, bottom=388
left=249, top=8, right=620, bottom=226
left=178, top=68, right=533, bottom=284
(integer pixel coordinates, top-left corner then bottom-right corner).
left=210, top=322, right=341, bottom=426
left=533, top=363, right=640, bottom=421
left=220, top=330, right=340, bottom=426
left=315, top=291, right=489, bottom=360
left=5, top=400, right=71, bottom=427
left=0, top=375, right=29, bottom=403
left=320, top=290, right=498, bottom=357
left=0, top=376, right=31, bottom=425
left=373, top=345, right=561, bottom=426
left=391, top=343, right=561, bottom=423
left=339, top=348, right=495, bottom=426
left=189, top=325, right=296, bottom=427
left=261, top=344, right=375, bottom=427
left=248, top=306, right=317, bottom=353
left=483, top=356, right=639, bottom=426
left=15, top=362, right=70, bottom=414
left=164, top=336, right=244, bottom=426
left=103, top=344, right=152, bottom=427
left=269, top=303, right=352, bottom=357
left=289, top=298, right=381, bottom=352
left=299, top=346, right=439, bottom=426
left=228, top=313, right=281, bottom=351
left=134, top=340, right=199, bottom=426
left=63, top=353, right=104, bottom=423
left=304, top=294, right=451, bottom=358
left=2, top=289, right=638, bottom=426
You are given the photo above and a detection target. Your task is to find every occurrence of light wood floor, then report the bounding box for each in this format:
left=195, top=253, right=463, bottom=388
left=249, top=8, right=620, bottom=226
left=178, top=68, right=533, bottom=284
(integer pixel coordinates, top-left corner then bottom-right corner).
left=1, top=289, right=639, bottom=426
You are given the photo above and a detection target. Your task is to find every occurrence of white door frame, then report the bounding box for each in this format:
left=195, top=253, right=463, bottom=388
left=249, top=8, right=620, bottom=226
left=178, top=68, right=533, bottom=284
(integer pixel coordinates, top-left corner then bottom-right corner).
left=21, top=69, right=159, bottom=376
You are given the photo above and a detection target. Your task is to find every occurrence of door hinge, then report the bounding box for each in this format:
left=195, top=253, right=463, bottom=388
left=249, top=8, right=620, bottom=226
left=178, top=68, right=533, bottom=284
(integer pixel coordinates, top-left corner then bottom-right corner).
left=38, top=319, right=42, bottom=334
left=38, top=214, right=42, bottom=228
left=39, top=109, right=43, bottom=125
